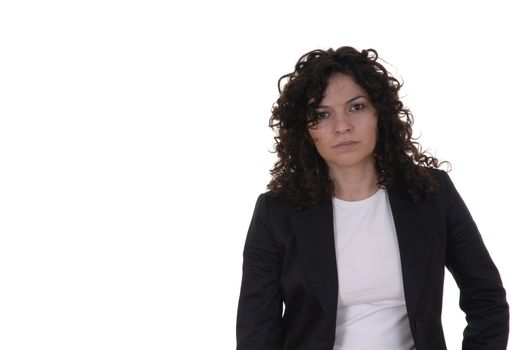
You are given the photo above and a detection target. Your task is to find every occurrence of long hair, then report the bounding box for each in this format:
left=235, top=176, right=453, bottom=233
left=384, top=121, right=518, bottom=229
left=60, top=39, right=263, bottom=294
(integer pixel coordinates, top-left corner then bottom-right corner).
left=267, top=46, right=450, bottom=205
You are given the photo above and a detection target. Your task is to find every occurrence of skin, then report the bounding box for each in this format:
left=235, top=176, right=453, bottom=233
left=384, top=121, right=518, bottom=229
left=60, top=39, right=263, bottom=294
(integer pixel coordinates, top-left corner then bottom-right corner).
left=308, top=73, right=380, bottom=201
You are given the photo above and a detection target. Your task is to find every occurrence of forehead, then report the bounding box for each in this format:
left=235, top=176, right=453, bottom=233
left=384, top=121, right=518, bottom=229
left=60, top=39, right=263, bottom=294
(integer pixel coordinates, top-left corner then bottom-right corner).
left=320, top=73, right=368, bottom=105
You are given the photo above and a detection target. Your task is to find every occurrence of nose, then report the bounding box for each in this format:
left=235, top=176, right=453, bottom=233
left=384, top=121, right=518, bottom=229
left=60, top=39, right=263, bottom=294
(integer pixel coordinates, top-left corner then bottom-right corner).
left=333, top=113, right=354, bottom=134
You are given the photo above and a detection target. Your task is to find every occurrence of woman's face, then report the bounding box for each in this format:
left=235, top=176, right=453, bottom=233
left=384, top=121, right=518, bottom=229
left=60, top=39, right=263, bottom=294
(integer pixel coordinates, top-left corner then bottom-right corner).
left=308, top=73, right=378, bottom=173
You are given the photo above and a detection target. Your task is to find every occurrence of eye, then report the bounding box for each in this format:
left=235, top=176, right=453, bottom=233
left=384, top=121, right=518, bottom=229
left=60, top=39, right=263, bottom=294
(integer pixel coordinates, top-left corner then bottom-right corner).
left=349, top=103, right=365, bottom=112
left=316, top=111, right=330, bottom=119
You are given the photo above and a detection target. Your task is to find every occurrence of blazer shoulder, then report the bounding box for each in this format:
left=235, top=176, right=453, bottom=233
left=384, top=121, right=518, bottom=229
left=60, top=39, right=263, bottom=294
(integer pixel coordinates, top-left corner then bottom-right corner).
left=425, top=166, right=448, bottom=182
left=421, top=167, right=467, bottom=213
left=257, top=191, right=305, bottom=211
left=422, top=166, right=452, bottom=195
left=252, top=192, right=308, bottom=229
left=424, top=167, right=454, bottom=191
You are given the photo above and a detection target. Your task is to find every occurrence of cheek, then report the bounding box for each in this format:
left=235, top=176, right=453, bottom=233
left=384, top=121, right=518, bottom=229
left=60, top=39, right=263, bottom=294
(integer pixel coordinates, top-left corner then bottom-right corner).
left=364, top=119, right=378, bottom=141
left=308, top=129, right=320, bottom=144
left=307, top=129, right=328, bottom=154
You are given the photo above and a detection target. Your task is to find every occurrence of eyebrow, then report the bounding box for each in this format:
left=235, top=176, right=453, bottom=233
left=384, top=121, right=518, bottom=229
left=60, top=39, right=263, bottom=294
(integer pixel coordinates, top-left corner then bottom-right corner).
left=317, top=95, right=367, bottom=108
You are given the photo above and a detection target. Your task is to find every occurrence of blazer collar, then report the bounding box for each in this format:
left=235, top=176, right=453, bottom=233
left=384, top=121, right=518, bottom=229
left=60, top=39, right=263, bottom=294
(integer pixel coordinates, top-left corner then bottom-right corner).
left=290, top=183, right=431, bottom=319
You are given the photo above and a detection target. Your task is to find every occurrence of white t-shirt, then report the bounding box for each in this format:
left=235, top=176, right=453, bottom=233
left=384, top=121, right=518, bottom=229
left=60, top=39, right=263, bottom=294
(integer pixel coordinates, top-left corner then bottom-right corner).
left=332, top=188, right=415, bottom=350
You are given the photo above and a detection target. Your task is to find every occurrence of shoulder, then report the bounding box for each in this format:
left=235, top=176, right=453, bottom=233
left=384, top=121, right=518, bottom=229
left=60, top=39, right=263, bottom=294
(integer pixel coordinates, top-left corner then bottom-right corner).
left=415, top=166, right=462, bottom=209
left=391, top=166, right=454, bottom=206
left=415, top=166, right=453, bottom=193
left=254, top=191, right=306, bottom=214
left=424, top=167, right=456, bottom=193
left=251, top=191, right=318, bottom=230
left=425, top=167, right=449, bottom=185
left=391, top=165, right=449, bottom=191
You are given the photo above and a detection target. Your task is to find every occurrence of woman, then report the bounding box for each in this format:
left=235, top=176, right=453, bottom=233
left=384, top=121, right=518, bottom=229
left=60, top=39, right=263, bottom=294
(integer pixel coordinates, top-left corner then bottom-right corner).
left=236, top=46, right=509, bottom=350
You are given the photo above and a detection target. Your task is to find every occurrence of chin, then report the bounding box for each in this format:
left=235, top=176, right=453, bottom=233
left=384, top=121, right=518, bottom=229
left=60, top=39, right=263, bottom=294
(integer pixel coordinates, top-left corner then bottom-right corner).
left=329, top=155, right=374, bottom=169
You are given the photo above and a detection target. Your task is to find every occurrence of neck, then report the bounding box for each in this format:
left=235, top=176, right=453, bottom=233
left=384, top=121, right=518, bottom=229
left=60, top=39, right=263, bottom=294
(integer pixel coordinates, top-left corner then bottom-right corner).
left=329, top=162, right=379, bottom=201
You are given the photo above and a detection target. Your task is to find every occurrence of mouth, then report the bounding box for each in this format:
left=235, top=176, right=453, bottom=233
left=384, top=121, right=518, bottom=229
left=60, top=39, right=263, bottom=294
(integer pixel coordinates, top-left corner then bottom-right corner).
left=333, top=141, right=359, bottom=148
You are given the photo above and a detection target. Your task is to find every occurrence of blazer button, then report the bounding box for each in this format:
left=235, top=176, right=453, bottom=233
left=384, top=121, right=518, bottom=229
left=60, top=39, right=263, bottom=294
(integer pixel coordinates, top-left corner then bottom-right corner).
left=415, top=320, right=420, bottom=329
left=318, top=335, right=325, bottom=343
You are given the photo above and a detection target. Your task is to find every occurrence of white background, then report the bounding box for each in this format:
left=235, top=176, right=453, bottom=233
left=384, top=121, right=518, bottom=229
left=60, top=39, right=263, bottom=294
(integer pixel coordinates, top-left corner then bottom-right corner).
left=0, top=0, right=521, bottom=349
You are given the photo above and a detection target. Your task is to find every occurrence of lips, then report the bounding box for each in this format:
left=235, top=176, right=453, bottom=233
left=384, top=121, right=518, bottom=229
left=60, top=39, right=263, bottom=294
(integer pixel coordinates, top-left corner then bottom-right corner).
left=334, top=141, right=359, bottom=148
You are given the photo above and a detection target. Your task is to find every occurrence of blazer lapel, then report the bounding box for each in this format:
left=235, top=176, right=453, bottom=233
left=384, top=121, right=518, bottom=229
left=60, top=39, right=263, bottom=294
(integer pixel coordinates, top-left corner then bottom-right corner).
left=387, top=183, right=431, bottom=319
left=290, top=197, right=339, bottom=316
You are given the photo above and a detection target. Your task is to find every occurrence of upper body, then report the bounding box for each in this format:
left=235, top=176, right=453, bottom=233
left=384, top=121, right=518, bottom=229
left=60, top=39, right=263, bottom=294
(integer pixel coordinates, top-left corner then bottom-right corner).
left=236, top=46, right=509, bottom=350
left=237, top=168, right=509, bottom=350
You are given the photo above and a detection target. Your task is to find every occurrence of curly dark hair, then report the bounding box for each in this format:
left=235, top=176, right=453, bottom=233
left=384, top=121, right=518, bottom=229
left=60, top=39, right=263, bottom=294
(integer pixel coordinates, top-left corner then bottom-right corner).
left=267, top=46, right=451, bottom=205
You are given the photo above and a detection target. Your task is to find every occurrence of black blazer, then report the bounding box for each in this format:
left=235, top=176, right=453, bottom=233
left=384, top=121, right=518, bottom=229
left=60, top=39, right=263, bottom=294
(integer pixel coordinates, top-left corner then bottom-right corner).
left=236, top=168, right=509, bottom=350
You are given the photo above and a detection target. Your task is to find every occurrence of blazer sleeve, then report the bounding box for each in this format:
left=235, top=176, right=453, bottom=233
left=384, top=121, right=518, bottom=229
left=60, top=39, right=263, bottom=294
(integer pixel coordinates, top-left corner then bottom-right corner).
left=442, top=171, right=509, bottom=349
left=236, top=193, right=283, bottom=350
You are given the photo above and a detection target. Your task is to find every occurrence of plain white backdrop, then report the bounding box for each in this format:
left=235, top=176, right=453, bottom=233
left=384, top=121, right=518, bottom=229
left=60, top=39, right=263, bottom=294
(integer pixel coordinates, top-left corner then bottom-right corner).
left=0, top=0, right=521, bottom=349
